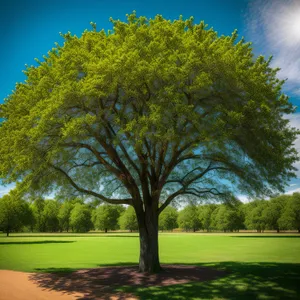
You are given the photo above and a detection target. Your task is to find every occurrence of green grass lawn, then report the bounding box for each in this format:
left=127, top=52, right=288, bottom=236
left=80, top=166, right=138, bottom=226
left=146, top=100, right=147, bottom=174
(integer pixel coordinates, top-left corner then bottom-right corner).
left=1, top=232, right=300, bottom=299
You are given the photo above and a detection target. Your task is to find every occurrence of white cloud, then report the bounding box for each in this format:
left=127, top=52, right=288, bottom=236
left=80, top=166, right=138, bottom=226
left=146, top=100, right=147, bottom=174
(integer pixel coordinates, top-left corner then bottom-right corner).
left=286, top=187, right=300, bottom=195
left=0, top=183, right=15, bottom=197
left=245, top=0, right=300, bottom=97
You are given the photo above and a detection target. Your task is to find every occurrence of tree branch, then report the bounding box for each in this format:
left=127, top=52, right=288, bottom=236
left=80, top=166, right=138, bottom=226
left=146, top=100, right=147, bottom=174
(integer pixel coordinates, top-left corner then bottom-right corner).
left=49, top=163, right=132, bottom=205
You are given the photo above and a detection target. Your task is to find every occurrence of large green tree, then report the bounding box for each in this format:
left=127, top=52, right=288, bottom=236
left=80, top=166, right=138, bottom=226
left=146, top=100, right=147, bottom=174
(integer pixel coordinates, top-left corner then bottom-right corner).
left=0, top=12, right=298, bottom=272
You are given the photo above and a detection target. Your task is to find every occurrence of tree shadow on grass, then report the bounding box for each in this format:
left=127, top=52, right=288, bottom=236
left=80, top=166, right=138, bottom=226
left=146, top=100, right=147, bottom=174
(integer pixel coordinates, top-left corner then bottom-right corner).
left=5, top=234, right=138, bottom=238
left=0, top=241, right=75, bottom=245
left=29, top=262, right=300, bottom=300
left=121, top=262, right=300, bottom=300
left=34, top=267, right=78, bottom=274
left=232, top=235, right=300, bottom=239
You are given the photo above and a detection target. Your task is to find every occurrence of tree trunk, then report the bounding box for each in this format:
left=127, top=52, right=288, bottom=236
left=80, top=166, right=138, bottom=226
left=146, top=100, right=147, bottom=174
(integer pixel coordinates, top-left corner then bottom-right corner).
left=298, top=228, right=300, bottom=233
left=6, top=226, right=9, bottom=237
left=136, top=203, right=161, bottom=273
left=277, top=228, right=280, bottom=233
left=105, top=228, right=107, bottom=233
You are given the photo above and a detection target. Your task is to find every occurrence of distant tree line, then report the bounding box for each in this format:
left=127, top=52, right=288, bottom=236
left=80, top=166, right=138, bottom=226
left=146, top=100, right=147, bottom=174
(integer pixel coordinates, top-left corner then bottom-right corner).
left=0, top=192, right=300, bottom=236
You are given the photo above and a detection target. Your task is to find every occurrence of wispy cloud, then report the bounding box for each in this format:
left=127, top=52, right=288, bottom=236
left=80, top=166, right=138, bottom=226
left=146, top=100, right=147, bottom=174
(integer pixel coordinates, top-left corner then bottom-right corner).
left=245, top=0, right=300, bottom=97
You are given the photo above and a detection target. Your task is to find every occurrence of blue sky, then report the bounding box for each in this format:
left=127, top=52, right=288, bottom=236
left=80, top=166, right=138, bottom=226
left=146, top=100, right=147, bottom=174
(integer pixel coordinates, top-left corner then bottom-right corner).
left=0, top=0, right=300, bottom=198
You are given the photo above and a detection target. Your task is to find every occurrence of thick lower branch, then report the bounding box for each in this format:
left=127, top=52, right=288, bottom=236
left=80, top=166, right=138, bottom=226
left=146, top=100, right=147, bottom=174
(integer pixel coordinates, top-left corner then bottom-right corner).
left=50, top=164, right=132, bottom=205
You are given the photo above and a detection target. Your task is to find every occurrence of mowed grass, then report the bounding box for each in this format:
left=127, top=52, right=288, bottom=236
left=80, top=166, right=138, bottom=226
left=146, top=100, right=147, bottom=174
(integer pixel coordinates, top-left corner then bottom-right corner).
left=1, top=232, right=300, bottom=299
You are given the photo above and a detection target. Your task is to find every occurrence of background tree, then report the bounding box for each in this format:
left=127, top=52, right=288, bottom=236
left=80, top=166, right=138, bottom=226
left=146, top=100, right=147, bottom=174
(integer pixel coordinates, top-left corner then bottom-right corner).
left=70, top=203, right=93, bottom=233
left=278, top=193, right=300, bottom=232
left=159, top=206, right=178, bottom=231
left=119, top=206, right=138, bottom=232
left=263, top=195, right=288, bottom=232
left=92, top=204, right=124, bottom=233
left=43, top=199, right=60, bottom=232
left=22, top=202, right=35, bottom=232
left=178, top=205, right=201, bottom=232
left=211, top=203, right=244, bottom=232
left=0, top=191, right=32, bottom=236
left=0, top=12, right=298, bottom=272
left=244, top=200, right=268, bottom=232
left=31, top=197, right=46, bottom=232
left=58, top=201, right=74, bottom=232
left=198, top=204, right=217, bottom=232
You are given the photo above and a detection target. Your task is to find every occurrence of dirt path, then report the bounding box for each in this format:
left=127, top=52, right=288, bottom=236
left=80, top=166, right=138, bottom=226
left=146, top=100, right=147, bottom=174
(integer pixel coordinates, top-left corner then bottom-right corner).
left=0, top=265, right=226, bottom=300
left=0, top=270, right=84, bottom=300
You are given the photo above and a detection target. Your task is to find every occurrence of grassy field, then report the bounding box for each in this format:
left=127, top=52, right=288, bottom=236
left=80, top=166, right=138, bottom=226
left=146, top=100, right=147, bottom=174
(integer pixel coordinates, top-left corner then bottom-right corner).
left=1, top=232, right=300, bottom=299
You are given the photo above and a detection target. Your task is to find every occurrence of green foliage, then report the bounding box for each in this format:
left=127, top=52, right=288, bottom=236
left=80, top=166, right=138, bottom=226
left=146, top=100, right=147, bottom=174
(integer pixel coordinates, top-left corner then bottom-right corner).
left=92, top=204, right=123, bottom=232
left=0, top=11, right=298, bottom=209
left=118, top=206, right=138, bottom=231
left=211, top=203, right=244, bottom=232
left=178, top=205, right=201, bottom=231
left=263, top=195, right=287, bottom=231
left=244, top=200, right=268, bottom=232
left=278, top=193, right=300, bottom=231
left=198, top=204, right=217, bottom=232
left=43, top=200, right=60, bottom=232
left=0, top=190, right=32, bottom=236
left=70, top=203, right=93, bottom=233
left=31, top=197, right=46, bottom=232
left=58, top=202, right=74, bottom=232
left=159, top=206, right=178, bottom=231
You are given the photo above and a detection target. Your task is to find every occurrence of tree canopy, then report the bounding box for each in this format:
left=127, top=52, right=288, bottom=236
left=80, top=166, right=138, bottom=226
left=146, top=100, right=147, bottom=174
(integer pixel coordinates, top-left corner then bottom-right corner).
left=0, top=12, right=298, bottom=272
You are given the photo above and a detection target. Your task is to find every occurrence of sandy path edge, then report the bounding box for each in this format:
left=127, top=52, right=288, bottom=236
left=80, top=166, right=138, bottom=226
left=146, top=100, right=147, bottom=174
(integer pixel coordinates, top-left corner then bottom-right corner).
left=0, top=270, right=84, bottom=300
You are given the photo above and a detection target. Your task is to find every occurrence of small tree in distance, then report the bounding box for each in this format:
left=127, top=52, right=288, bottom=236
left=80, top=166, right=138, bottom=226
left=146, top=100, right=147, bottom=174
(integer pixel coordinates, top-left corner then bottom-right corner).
left=43, top=199, right=60, bottom=232
left=58, top=201, right=74, bottom=232
left=70, top=203, right=93, bottom=233
left=178, top=205, right=201, bottom=232
left=0, top=190, right=32, bottom=236
left=198, top=204, right=217, bottom=232
left=244, top=200, right=268, bottom=233
left=278, top=193, right=300, bottom=232
left=0, top=12, right=298, bottom=272
left=92, top=204, right=124, bottom=233
left=263, top=195, right=287, bottom=233
left=159, top=206, right=178, bottom=231
left=119, top=206, right=138, bottom=232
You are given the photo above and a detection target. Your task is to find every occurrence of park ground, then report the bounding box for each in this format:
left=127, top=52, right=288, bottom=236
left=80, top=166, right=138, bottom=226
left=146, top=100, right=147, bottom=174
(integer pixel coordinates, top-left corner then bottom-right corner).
left=0, top=232, right=300, bottom=299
